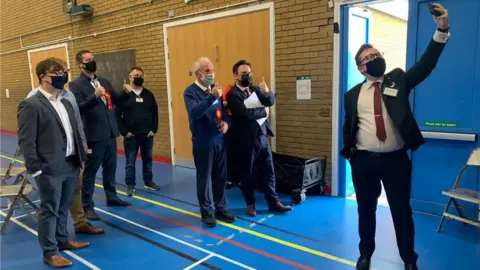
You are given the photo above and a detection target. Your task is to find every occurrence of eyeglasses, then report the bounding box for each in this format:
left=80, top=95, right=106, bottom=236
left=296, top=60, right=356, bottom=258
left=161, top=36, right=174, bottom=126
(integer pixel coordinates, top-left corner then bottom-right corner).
left=360, top=53, right=383, bottom=64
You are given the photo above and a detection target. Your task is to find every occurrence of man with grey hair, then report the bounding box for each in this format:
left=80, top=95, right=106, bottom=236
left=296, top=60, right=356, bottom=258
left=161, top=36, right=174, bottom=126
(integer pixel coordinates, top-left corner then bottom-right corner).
left=184, top=57, right=235, bottom=227
left=26, top=57, right=105, bottom=236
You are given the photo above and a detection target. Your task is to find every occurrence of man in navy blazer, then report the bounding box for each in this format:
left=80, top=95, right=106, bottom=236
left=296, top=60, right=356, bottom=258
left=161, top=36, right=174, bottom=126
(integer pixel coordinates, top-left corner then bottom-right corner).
left=70, top=50, right=130, bottom=220
left=184, top=57, right=235, bottom=228
left=226, top=60, right=292, bottom=217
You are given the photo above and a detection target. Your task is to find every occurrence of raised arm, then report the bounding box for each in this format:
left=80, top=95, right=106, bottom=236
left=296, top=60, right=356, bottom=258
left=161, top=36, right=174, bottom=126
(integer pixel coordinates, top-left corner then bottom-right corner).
left=17, top=100, right=42, bottom=176
left=70, top=80, right=98, bottom=113
left=184, top=90, right=217, bottom=121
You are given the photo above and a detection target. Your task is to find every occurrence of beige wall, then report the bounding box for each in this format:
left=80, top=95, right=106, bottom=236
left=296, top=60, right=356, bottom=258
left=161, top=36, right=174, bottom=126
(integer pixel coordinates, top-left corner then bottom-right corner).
left=0, top=0, right=335, bottom=190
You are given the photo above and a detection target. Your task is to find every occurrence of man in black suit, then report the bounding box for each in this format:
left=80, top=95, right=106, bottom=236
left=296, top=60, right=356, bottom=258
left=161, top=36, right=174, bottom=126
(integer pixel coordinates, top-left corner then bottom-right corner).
left=18, top=59, right=89, bottom=267
left=226, top=60, right=292, bottom=217
left=70, top=50, right=130, bottom=220
left=341, top=4, right=450, bottom=270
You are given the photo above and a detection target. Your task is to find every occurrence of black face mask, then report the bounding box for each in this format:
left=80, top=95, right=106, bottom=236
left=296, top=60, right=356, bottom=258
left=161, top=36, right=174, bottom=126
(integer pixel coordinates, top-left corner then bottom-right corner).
left=239, top=73, right=252, bottom=87
left=133, top=77, right=144, bottom=87
left=83, top=60, right=97, bottom=72
left=365, top=57, right=386, bottom=77
left=49, top=75, right=66, bottom=90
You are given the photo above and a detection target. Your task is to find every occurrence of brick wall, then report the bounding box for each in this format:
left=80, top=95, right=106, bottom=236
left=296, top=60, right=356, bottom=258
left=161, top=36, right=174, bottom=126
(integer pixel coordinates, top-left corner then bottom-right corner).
left=0, top=0, right=335, bottom=189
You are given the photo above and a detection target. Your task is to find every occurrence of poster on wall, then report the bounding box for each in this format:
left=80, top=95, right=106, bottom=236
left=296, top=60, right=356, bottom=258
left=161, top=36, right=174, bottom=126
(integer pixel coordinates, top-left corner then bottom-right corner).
left=296, top=76, right=311, bottom=100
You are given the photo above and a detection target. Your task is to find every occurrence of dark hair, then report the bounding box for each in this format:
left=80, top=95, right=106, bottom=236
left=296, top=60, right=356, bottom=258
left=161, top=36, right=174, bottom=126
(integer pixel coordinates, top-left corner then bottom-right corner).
left=131, top=66, right=144, bottom=74
left=355, top=43, right=374, bottom=66
left=36, top=58, right=65, bottom=83
left=232, top=60, right=251, bottom=74
left=75, top=50, right=92, bottom=64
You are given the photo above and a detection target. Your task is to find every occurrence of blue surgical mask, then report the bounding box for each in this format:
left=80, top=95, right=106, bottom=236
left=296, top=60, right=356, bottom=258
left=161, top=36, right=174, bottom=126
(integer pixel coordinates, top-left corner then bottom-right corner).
left=202, top=73, right=215, bottom=86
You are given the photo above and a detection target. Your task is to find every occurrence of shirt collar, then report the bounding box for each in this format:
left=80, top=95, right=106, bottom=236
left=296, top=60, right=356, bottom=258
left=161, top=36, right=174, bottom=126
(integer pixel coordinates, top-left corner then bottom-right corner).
left=365, top=76, right=384, bottom=89
left=81, top=72, right=97, bottom=82
left=195, top=80, right=209, bottom=92
left=39, top=87, right=60, bottom=101
left=236, top=83, right=249, bottom=92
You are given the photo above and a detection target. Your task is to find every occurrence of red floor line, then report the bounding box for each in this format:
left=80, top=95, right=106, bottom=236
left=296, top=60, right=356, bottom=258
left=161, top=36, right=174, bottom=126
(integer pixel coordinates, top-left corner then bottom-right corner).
left=93, top=194, right=315, bottom=270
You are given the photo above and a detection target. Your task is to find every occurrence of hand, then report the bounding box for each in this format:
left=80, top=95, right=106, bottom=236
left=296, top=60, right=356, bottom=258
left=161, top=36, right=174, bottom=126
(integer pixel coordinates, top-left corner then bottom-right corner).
left=218, top=121, right=228, bottom=134
left=123, top=79, right=133, bottom=93
left=212, top=82, right=222, bottom=98
left=259, top=76, right=269, bottom=93
left=432, top=3, right=449, bottom=29
left=126, top=132, right=134, bottom=137
left=94, top=85, right=105, bottom=98
left=148, top=131, right=155, bottom=137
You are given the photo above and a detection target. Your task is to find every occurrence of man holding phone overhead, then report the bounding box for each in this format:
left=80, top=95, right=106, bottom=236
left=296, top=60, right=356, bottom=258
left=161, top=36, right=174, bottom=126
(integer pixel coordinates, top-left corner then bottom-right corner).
left=340, top=4, right=450, bottom=270
left=184, top=57, right=235, bottom=228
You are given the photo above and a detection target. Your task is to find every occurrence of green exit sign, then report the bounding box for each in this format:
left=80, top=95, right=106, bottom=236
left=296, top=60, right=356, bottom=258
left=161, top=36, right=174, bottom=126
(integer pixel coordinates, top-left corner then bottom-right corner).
left=425, top=121, right=457, bottom=128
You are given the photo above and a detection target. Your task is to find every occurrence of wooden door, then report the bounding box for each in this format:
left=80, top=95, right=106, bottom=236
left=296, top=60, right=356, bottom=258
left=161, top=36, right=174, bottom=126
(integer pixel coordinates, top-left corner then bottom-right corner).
left=167, top=9, right=271, bottom=168
left=28, top=46, right=70, bottom=90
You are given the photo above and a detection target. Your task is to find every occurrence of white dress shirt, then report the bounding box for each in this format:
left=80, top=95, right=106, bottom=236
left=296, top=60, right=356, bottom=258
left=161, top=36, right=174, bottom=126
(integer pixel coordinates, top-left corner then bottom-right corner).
left=33, top=88, right=76, bottom=177
left=355, top=29, right=450, bottom=153
left=195, top=80, right=210, bottom=93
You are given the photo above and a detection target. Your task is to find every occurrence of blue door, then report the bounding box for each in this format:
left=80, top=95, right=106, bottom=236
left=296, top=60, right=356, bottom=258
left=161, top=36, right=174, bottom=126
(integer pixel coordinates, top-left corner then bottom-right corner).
left=407, top=0, right=480, bottom=215
left=338, top=6, right=370, bottom=197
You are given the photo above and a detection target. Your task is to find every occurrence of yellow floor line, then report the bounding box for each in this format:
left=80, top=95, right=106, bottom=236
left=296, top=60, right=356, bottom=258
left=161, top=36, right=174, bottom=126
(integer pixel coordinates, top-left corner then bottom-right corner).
left=0, top=153, right=367, bottom=269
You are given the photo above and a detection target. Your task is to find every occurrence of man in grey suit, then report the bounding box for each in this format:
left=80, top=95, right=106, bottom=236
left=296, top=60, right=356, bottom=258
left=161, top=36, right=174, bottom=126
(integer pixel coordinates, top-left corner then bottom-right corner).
left=18, top=58, right=89, bottom=268
left=26, top=58, right=104, bottom=236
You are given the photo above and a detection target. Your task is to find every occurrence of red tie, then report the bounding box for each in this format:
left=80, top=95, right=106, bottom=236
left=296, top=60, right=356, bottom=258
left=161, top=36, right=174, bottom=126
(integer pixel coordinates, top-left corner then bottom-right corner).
left=206, top=88, right=211, bottom=95
left=244, top=88, right=251, bottom=97
left=373, top=82, right=387, bottom=142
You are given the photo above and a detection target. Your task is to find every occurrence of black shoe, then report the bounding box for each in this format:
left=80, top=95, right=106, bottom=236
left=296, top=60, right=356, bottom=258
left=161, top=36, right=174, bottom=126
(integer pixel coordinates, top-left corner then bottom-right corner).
left=356, top=256, right=370, bottom=270
left=127, top=185, right=135, bottom=197
left=268, top=201, right=293, bottom=214
left=106, top=199, right=131, bottom=207
left=144, top=182, right=160, bottom=191
left=405, top=264, right=418, bottom=270
left=85, top=209, right=100, bottom=220
left=215, top=210, right=236, bottom=223
left=201, top=215, right=217, bottom=228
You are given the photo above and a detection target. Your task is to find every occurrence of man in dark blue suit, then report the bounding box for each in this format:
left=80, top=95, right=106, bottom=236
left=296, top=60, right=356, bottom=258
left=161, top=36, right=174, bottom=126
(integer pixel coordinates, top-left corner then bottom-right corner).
left=226, top=60, right=292, bottom=217
left=184, top=57, right=235, bottom=227
left=70, top=50, right=130, bottom=220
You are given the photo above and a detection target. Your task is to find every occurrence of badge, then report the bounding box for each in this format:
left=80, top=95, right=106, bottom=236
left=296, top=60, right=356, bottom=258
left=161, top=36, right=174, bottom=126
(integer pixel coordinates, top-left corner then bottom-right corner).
left=136, top=98, right=144, bottom=102
left=383, top=87, right=398, bottom=97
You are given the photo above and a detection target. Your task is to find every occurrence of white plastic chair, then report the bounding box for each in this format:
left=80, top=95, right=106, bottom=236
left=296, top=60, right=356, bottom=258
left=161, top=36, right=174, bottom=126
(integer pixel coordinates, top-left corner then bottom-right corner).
left=437, top=147, right=480, bottom=232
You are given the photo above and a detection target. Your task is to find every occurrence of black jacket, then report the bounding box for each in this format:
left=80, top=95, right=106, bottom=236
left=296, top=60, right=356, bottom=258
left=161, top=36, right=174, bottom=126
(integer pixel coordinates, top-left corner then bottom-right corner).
left=341, top=38, right=447, bottom=159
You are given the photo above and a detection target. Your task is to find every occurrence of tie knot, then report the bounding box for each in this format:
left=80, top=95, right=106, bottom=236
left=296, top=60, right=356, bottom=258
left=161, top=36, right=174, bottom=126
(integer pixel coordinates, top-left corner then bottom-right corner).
left=206, top=88, right=211, bottom=95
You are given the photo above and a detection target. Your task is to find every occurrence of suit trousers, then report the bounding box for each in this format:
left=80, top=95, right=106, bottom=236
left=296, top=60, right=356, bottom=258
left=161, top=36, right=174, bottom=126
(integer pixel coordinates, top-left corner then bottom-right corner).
left=35, top=160, right=79, bottom=258
left=82, top=138, right=118, bottom=210
left=192, top=142, right=228, bottom=217
left=350, top=149, right=418, bottom=264
left=69, top=171, right=88, bottom=229
left=238, top=135, right=278, bottom=206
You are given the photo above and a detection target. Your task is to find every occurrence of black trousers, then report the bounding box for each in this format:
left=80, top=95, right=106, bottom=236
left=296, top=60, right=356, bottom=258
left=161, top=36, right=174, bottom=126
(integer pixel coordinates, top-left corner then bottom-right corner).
left=192, top=142, right=228, bottom=217
left=237, top=135, right=278, bottom=206
left=350, top=149, right=418, bottom=264
left=82, top=138, right=119, bottom=210
left=35, top=159, right=79, bottom=258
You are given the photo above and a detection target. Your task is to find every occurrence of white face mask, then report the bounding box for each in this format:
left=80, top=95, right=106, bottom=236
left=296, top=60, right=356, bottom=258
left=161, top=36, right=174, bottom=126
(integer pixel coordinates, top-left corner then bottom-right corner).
left=202, top=73, right=215, bottom=86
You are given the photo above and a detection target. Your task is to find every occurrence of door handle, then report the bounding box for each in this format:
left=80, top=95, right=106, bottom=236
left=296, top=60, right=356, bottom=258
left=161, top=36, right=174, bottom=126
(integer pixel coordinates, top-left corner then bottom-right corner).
left=421, top=131, right=477, bottom=142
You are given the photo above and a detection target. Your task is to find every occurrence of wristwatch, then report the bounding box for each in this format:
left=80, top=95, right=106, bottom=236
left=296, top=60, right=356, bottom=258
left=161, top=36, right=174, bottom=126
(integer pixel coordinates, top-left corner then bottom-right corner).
left=437, top=27, right=449, bottom=33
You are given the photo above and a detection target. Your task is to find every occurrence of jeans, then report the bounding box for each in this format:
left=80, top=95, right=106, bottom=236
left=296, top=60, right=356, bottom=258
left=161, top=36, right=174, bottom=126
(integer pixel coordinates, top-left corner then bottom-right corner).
left=124, top=134, right=154, bottom=186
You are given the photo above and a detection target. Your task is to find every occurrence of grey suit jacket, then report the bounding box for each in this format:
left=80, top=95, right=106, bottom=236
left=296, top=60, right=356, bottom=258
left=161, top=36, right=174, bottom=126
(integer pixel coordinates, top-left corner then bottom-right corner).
left=17, top=91, right=87, bottom=175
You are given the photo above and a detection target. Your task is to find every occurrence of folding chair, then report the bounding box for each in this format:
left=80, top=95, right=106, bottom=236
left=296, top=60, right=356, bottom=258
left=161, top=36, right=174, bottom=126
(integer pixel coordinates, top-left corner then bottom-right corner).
left=0, top=147, right=39, bottom=234
left=437, top=147, right=480, bottom=232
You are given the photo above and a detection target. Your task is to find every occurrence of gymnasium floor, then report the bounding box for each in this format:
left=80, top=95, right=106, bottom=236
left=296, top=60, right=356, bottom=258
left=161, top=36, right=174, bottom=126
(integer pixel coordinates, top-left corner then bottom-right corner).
left=0, top=133, right=478, bottom=270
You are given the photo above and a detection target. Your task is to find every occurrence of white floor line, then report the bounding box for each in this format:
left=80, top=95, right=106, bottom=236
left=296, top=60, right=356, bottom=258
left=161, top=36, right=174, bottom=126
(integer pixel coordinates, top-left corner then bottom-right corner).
left=183, top=254, right=214, bottom=270
left=0, top=211, right=100, bottom=270
left=94, top=207, right=255, bottom=270
left=0, top=211, right=35, bottom=224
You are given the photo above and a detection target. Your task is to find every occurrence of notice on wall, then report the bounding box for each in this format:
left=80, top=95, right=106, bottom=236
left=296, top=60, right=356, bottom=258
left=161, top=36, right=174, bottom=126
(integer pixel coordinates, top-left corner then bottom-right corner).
left=425, top=121, right=457, bottom=128
left=296, top=76, right=311, bottom=100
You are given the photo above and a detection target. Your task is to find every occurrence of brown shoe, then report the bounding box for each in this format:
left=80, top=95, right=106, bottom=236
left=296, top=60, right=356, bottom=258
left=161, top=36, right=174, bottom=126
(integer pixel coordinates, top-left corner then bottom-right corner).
left=269, top=201, right=292, bottom=214
left=43, top=255, right=72, bottom=268
left=75, top=223, right=105, bottom=235
left=58, top=241, right=89, bottom=251
left=246, top=204, right=256, bottom=217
